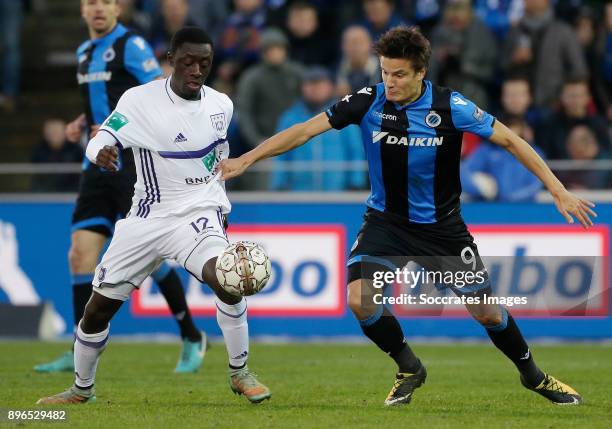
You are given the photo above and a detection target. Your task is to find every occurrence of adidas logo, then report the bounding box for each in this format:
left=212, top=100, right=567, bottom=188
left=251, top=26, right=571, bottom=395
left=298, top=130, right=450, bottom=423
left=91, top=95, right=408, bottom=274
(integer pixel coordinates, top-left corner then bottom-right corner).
left=232, top=351, right=248, bottom=360
left=174, top=132, right=187, bottom=143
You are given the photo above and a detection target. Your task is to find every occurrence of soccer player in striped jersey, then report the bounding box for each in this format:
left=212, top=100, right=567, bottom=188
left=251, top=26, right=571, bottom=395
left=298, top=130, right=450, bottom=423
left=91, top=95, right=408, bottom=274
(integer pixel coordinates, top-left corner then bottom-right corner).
left=220, top=26, right=595, bottom=406
left=37, top=27, right=270, bottom=406
left=34, top=0, right=206, bottom=375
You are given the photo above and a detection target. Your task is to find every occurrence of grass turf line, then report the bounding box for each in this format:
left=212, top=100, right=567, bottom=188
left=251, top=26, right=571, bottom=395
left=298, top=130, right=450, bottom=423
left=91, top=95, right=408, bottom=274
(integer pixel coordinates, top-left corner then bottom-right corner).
left=0, top=342, right=611, bottom=428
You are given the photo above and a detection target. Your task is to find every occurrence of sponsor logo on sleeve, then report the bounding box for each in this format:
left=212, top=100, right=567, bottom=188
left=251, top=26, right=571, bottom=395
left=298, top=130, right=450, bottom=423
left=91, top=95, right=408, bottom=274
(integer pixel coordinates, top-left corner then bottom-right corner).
left=104, top=111, right=129, bottom=131
left=132, top=36, right=147, bottom=50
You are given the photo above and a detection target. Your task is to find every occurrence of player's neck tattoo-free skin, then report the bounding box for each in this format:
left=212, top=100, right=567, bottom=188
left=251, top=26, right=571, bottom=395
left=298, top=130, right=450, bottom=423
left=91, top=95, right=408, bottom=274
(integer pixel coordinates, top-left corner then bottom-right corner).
left=168, top=43, right=213, bottom=101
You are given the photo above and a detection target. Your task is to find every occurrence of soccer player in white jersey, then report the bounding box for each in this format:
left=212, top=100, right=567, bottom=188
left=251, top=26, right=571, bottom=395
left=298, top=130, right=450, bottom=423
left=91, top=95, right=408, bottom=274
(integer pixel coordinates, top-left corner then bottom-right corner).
left=37, top=27, right=271, bottom=405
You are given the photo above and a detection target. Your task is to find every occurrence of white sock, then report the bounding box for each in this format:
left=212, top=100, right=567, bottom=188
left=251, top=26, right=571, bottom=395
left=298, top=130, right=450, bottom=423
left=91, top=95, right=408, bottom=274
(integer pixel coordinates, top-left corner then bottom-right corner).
left=73, top=322, right=109, bottom=389
left=215, top=297, right=249, bottom=368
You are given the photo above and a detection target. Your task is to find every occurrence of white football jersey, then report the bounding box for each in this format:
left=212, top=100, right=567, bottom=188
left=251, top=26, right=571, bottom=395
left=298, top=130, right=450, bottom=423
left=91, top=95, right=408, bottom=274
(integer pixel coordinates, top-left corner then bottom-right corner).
left=98, top=78, right=232, bottom=218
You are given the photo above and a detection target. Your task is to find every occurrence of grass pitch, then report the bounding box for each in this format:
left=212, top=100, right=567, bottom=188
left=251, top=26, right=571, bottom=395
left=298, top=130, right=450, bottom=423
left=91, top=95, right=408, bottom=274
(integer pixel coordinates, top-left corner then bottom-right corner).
left=1, top=341, right=611, bottom=428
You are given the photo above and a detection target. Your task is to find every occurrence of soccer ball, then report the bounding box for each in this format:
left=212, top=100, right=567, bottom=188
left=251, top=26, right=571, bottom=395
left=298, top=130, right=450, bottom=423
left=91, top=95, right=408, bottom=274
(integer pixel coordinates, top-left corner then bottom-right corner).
left=215, top=241, right=272, bottom=296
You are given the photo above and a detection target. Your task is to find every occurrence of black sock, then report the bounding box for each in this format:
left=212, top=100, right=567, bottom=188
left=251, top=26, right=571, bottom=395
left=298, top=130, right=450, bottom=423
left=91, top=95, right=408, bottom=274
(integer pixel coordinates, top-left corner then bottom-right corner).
left=485, top=308, right=544, bottom=386
left=72, top=281, right=93, bottom=328
left=154, top=267, right=201, bottom=341
left=359, top=306, right=420, bottom=373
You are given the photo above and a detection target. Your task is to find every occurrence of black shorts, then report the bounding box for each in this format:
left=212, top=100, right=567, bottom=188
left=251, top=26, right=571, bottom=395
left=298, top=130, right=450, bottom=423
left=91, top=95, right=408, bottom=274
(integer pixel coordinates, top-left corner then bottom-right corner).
left=71, top=151, right=137, bottom=237
left=347, top=207, right=490, bottom=295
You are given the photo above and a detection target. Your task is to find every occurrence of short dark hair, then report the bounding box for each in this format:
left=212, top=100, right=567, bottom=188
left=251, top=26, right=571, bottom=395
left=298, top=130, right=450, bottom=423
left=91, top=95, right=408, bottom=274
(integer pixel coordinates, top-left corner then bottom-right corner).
left=170, top=26, right=213, bottom=53
left=502, top=73, right=531, bottom=93
left=374, top=26, right=431, bottom=72
left=289, top=0, right=316, bottom=12
left=503, top=70, right=530, bottom=84
left=563, top=76, right=589, bottom=88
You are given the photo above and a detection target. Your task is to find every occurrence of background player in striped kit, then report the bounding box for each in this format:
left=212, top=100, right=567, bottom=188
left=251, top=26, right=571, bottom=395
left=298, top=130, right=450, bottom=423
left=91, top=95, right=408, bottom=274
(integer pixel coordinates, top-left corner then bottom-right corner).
left=34, top=0, right=206, bottom=375
left=220, top=26, right=595, bottom=406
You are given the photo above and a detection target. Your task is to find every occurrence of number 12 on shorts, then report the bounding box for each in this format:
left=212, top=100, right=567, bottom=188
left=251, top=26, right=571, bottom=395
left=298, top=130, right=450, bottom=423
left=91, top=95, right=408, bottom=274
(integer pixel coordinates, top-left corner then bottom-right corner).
left=190, top=217, right=209, bottom=234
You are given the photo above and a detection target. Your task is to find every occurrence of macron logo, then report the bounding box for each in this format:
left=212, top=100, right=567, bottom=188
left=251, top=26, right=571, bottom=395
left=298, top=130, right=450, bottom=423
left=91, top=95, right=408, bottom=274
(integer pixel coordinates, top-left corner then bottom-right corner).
left=174, top=133, right=187, bottom=143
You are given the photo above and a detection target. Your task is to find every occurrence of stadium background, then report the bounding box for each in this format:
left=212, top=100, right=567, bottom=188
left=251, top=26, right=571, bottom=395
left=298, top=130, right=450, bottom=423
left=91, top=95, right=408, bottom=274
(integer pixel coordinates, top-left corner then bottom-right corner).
left=0, top=0, right=611, bottom=340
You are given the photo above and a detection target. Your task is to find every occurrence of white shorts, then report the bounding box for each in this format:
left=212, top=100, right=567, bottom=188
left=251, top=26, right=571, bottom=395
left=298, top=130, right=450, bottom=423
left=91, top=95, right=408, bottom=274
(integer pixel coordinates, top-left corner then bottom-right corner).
left=92, top=207, right=228, bottom=301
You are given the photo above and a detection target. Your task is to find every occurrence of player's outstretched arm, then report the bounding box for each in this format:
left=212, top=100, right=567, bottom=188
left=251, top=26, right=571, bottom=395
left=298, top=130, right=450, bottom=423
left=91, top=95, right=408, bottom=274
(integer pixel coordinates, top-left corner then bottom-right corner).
left=85, top=130, right=119, bottom=171
left=220, top=112, right=332, bottom=180
left=489, top=120, right=597, bottom=228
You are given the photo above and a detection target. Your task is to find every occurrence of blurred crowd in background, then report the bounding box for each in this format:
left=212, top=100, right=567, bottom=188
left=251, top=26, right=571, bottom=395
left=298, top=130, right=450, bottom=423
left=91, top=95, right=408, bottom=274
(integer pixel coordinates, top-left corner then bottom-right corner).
left=1, top=0, right=611, bottom=197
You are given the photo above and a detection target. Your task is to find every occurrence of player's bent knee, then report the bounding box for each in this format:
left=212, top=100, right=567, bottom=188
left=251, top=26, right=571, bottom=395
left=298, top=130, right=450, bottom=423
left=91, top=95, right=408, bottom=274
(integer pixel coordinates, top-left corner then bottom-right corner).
left=201, top=257, right=242, bottom=305
left=472, top=311, right=503, bottom=327
left=81, top=289, right=123, bottom=333
left=201, top=257, right=218, bottom=286
left=69, top=231, right=107, bottom=273
left=347, top=280, right=377, bottom=320
left=68, top=242, right=99, bottom=273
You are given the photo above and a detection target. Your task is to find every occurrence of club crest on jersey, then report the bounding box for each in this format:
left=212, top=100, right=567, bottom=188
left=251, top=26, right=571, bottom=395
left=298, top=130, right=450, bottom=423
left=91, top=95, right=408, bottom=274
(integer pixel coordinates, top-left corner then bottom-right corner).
left=425, top=111, right=441, bottom=128
left=102, top=47, right=116, bottom=62
left=473, top=106, right=485, bottom=122
left=98, top=267, right=107, bottom=282
left=210, top=113, right=226, bottom=133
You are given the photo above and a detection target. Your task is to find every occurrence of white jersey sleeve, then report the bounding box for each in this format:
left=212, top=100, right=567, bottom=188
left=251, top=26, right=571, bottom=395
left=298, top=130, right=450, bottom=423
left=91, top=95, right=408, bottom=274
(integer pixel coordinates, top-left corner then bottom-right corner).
left=98, top=88, right=151, bottom=150
left=85, top=129, right=118, bottom=163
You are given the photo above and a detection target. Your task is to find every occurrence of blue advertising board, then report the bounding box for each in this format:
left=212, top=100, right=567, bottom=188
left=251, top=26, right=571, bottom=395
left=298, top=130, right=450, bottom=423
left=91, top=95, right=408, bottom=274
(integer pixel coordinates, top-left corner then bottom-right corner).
left=0, top=199, right=610, bottom=340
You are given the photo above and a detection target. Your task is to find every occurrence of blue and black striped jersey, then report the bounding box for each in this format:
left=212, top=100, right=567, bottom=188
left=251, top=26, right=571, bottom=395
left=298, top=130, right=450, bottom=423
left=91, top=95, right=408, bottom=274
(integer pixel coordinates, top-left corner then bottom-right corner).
left=326, top=80, right=496, bottom=224
left=76, top=24, right=161, bottom=170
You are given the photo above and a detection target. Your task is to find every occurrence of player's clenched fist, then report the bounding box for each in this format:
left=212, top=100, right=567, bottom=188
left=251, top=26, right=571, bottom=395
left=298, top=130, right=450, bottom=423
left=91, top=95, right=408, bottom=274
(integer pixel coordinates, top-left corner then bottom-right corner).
left=219, top=157, right=248, bottom=180
left=96, top=145, right=119, bottom=171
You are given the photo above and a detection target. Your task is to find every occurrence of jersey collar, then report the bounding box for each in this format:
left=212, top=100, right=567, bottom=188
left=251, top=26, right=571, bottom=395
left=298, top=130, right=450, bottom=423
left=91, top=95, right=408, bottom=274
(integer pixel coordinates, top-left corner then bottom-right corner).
left=165, top=77, right=206, bottom=114
left=90, top=23, right=126, bottom=46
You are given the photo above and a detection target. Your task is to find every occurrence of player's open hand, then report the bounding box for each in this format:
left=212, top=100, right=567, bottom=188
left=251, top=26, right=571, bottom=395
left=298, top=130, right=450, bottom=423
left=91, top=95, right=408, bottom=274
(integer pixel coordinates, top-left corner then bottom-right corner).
left=96, top=145, right=119, bottom=172
left=219, top=157, right=248, bottom=181
left=553, top=189, right=597, bottom=229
